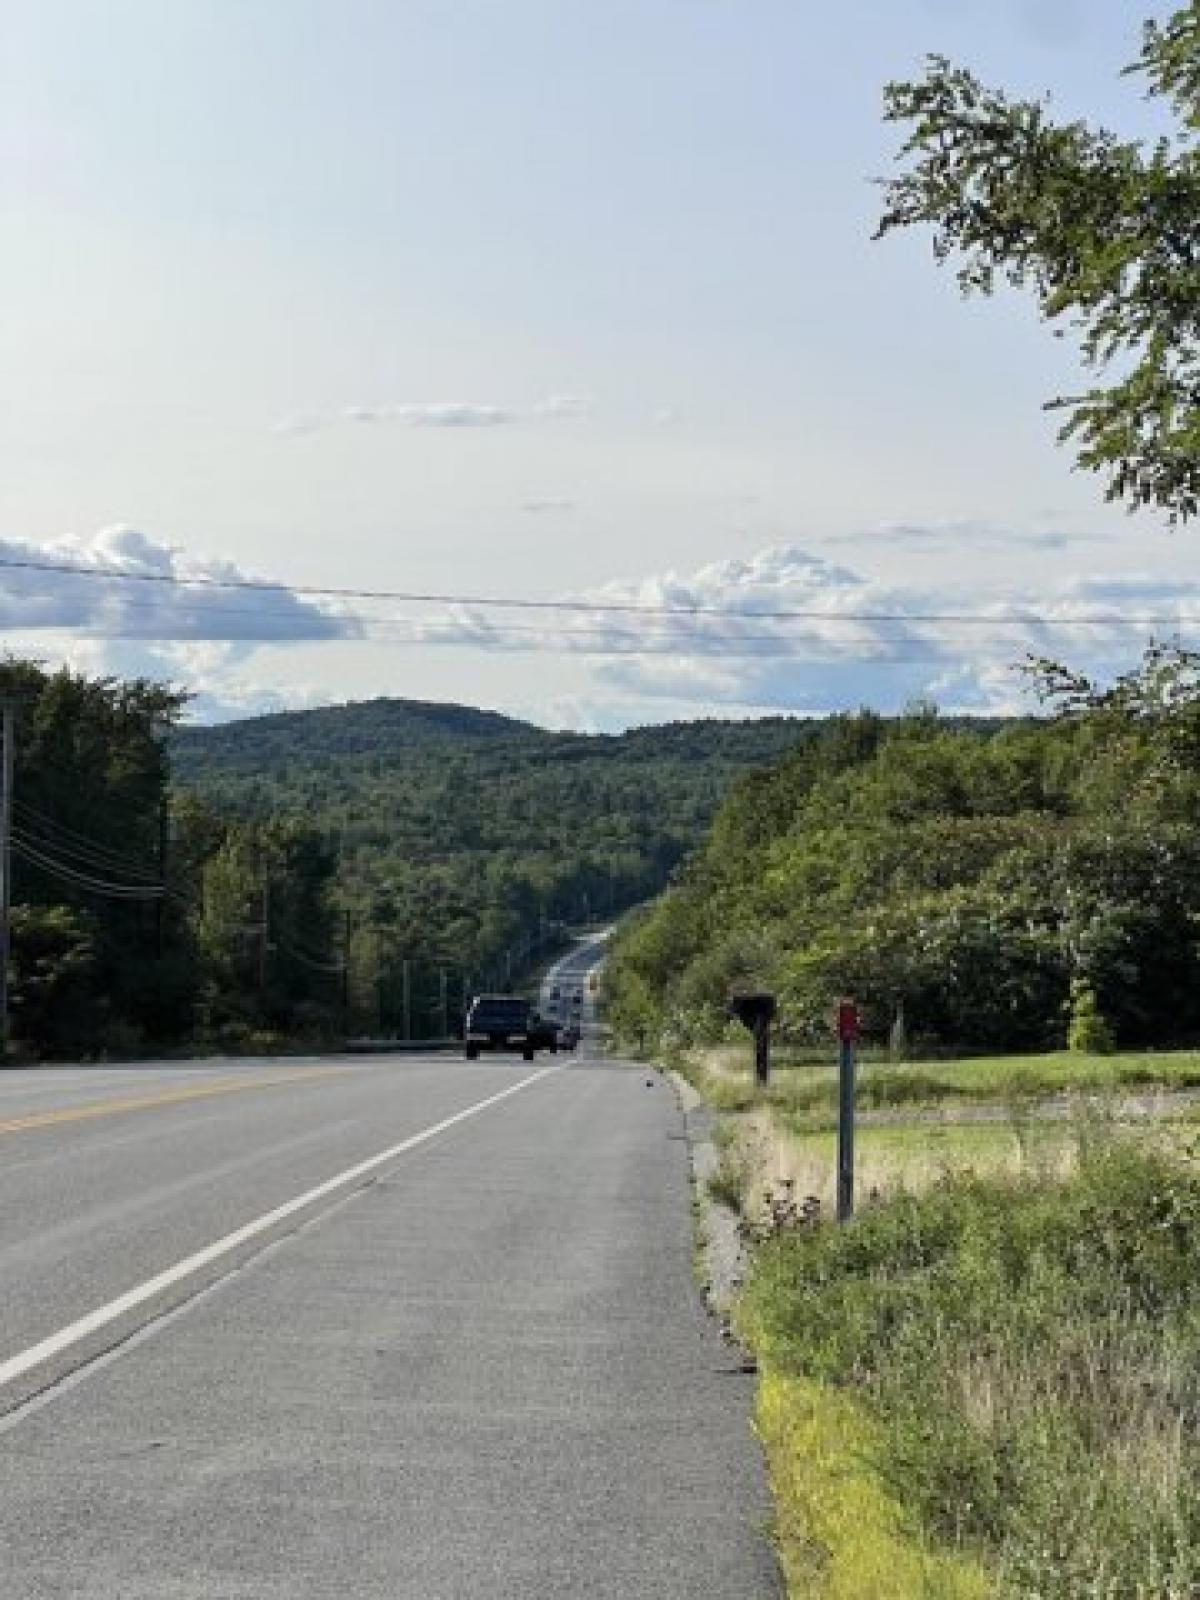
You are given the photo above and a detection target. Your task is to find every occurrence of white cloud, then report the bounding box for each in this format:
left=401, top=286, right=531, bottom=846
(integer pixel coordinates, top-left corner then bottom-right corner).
left=521, top=497, right=576, bottom=514
left=273, top=396, right=589, bottom=434
left=833, top=518, right=1098, bottom=554
left=6, top=527, right=1194, bottom=727
left=0, top=526, right=358, bottom=643
left=345, top=402, right=512, bottom=428
left=528, top=394, right=590, bottom=421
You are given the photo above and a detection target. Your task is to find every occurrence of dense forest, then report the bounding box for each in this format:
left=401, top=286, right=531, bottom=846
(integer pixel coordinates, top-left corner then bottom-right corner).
left=173, top=699, right=808, bottom=1036
left=2, top=662, right=807, bottom=1055
left=606, top=647, right=1200, bottom=1056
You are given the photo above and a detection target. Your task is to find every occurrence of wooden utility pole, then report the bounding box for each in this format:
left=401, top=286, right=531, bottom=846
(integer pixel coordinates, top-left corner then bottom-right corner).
left=836, top=1000, right=859, bottom=1223
left=341, top=911, right=352, bottom=1031
left=0, top=702, right=13, bottom=1060
left=258, top=870, right=271, bottom=1002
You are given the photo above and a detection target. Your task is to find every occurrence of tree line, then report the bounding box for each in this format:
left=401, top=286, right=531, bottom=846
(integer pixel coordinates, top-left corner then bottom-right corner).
left=606, top=647, right=1200, bottom=1056
left=3, top=660, right=805, bottom=1057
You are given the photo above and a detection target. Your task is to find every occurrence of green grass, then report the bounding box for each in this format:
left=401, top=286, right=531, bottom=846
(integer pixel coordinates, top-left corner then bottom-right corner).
left=683, top=1046, right=1200, bottom=1122
left=755, top=1370, right=987, bottom=1599
left=740, top=1141, right=1200, bottom=1597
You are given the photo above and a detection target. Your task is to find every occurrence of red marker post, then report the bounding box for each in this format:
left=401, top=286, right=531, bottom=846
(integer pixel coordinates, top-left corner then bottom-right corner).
left=836, top=999, right=859, bottom=1222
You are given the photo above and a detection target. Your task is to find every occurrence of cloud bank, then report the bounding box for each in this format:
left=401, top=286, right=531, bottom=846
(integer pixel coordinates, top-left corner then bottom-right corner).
left=4, top=524, right=1192, bottom=724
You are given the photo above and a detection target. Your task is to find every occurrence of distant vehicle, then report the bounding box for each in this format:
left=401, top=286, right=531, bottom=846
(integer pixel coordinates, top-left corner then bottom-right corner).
left=560, top=1022, right=580, bottom=1051
left=464, top=995, right=538, bottom=1061
left=527, top=1012, right=560, bottom=1054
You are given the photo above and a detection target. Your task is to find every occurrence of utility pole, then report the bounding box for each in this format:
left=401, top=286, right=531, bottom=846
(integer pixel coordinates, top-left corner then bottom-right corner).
left=402, top=957, right=411, bottom=1042
left=155, top=793, right=168, bottom=959
left=836, top=999, right=859, bottom=1223
left=439, top=967, right=448, bottom=1040
left=258, top=869, right=271, bottom=1004
left=0, top=702, right=13, bottom=1060
left=341, top=910, right=352, bottom=1033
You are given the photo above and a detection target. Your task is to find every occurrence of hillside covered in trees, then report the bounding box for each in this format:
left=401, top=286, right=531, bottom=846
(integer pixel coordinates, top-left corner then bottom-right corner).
left=2, top=663, right=811, bottom=1055
left=173, top=700, right=809, bottom=1034
left=607, top=648, right=1200, bottom=1056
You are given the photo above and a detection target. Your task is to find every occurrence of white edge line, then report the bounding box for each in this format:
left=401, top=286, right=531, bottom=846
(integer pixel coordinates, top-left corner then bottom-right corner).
left=0, top=1065, right=557, bottom=1393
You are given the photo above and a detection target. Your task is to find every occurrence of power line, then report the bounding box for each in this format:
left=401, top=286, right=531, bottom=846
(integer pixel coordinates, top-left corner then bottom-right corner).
left=14, top=801, right=165, bottom=882
left=11, top=833, right=166, bottom=899
left=3, top=553, right=1199, bottom=630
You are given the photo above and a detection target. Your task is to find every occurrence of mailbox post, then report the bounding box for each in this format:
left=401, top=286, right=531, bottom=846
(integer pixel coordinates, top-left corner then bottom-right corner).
left=729, top=991, right=776, bottom=1088
left=836, top=999, right=859, bottom=1222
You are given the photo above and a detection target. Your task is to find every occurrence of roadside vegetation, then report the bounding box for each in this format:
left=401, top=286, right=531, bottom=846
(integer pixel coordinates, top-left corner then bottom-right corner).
left=741, top=1140, right=1200, bottom=1597
left=608, top=647, right=1200, bottom=1065
left=604, top=642, right=1200, bottom=1594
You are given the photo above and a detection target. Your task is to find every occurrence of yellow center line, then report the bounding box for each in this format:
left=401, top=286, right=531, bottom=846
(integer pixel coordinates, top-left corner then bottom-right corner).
left=0, top=1067, right=345, bottom=1135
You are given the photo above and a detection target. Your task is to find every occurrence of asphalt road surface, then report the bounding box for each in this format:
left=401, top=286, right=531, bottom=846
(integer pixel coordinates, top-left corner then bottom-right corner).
left=0, top=1045, right=779, bottom=1597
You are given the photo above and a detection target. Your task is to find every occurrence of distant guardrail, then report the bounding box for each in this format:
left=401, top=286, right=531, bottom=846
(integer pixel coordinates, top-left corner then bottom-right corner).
left=345, top=1038, right=459, bottom=1054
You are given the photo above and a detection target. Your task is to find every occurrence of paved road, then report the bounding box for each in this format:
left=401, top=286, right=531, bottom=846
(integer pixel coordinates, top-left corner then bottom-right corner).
left=538, top=929, right=612, bottom=1053
left=0, top=1050, right=779, bottom=1598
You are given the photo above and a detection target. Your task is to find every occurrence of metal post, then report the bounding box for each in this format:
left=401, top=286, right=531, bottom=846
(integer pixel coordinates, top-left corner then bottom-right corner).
left=439, top=968, right=448, bottom=1040
left=402, top=958, right=411, bottom=1042
left=0, top=703, right=13, bottom=1060
left=836, top=1000, right=859, bottom=1223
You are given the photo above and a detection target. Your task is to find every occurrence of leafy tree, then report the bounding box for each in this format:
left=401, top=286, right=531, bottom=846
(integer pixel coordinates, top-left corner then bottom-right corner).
left=877, top=7, right=1200, bottom=521
left=9, top=904, right=99, bottom=1056
left=1, top=660, right=191, bottom=1049
left=607, top=651, right=1200, bottom=1055
left=197, top=817, right=339, bottom=1037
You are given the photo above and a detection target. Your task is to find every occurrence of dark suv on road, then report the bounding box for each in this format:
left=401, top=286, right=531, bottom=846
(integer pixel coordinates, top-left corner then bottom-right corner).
left=464, top=995, right=541, bottom=1060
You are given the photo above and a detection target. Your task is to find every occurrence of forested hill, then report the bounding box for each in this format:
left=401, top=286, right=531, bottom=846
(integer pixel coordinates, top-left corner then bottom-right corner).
left=172, top=696, right=538, bottom=776
left=606, top=659, right=1200, bottom=1057
left=172, top=698, right=810, bottom=1022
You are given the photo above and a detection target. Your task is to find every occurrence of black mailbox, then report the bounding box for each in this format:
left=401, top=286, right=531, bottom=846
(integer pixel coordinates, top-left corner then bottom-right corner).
left=728, top=991, right=776, bottom=1029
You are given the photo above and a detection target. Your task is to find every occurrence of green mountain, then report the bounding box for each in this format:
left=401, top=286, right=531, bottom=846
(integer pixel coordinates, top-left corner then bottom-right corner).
left=173, top=698, right=811, bottom=1012
left=172, top=696, right=538, bottom=776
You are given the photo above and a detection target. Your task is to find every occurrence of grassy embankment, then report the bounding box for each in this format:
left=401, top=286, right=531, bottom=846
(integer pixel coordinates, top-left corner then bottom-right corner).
left=688, top=1046, right=1200, bottom=1597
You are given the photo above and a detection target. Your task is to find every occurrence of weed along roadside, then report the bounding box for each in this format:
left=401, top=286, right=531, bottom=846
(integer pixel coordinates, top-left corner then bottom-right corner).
left=675, top=1032, right=1200, bottom=1599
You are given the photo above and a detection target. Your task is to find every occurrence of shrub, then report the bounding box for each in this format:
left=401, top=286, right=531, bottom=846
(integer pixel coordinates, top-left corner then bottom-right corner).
left=1066, top=978, right=1116, bottom=1054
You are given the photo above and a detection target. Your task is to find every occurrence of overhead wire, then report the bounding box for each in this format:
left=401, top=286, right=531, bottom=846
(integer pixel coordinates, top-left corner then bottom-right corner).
left=14, top=800, right=165, bottom=882
left=10, top=580, right=1181, bottom=653
left=11, top=833, right=167, bottom=899
left=13, top=826, right=341, bottom=965
left=2, top=553, right=1199, bottom=632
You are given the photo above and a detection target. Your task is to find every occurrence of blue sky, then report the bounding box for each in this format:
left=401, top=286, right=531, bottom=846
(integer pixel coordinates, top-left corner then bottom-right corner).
left=1, top=0, right=1190, bottom=725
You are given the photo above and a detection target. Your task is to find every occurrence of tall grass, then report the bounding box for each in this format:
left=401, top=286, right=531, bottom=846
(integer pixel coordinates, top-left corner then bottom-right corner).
left=740, top=1141, right=1200, bottom=1597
